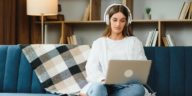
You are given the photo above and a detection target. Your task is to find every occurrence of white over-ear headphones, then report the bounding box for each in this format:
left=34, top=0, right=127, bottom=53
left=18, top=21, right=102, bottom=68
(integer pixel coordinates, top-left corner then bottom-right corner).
left=104, top=3, right=132, bottom=26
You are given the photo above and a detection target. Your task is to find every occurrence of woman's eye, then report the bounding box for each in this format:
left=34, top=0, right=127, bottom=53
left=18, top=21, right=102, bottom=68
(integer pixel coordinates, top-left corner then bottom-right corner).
left=120, top=19, right=126, bottom=23
left=112, top=19, right=117, bottom=22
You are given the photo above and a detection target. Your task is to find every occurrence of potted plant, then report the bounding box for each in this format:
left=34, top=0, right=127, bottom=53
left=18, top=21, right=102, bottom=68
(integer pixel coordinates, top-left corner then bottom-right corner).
left=144, top=7, right=151, bottom=20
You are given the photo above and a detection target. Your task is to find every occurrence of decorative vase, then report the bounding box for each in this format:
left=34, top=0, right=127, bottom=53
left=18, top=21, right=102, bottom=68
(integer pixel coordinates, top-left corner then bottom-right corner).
left=144, top=13, right=151, bottom=20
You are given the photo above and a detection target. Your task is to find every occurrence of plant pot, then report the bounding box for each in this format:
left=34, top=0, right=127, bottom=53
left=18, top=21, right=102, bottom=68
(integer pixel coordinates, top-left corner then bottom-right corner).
left=144, top=14, right=151, bottom=20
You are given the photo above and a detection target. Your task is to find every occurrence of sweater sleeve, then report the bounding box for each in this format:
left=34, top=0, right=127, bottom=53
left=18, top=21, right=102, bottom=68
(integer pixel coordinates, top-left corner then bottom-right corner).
left=85, top=40, right=105, bottom=82
left=132, top=37, right=147, bottom=60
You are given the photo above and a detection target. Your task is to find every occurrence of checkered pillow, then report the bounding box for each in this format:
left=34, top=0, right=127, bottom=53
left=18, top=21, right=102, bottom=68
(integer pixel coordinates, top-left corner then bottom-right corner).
left=21, top=44, right=90, bottom=95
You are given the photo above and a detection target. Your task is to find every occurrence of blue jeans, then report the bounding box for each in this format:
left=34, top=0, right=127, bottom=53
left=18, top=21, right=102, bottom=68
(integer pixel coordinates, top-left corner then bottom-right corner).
left=87, top=82, right=145, bottom=96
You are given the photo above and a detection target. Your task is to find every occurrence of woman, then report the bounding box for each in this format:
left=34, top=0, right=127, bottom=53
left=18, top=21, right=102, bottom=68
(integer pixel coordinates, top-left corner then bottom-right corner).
left=80, top=3, right=147, bottom=96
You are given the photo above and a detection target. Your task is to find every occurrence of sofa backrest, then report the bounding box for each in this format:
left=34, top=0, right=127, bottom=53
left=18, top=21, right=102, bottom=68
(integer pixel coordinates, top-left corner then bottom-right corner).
left=145, top=47, right=192, bottom=96
left=1, top=45, right=192, bottom=96
left=0, top=45, right=45, bottom=93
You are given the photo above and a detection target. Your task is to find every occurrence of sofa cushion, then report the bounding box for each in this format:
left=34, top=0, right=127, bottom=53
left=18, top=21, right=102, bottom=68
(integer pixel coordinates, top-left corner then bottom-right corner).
left=21, top=44, right=90, bottom=95
left=0, top=45, right=45, bottom=93
left=145, top=47, right=192, bottom=96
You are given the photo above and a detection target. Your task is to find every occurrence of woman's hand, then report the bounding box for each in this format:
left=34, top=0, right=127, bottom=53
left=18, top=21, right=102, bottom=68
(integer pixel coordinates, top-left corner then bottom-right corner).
left=79, top=93, right=87, bottom=96
left=101, top=79, right=106, bottom=84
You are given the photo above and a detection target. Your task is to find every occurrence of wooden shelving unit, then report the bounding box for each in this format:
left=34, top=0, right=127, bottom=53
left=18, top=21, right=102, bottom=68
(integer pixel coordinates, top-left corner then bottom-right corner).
left=132, top=20, right=160, bottom=46
left=60, top=21, right=105, bottom=44
left=45, top=19, right=192, bottom=46
left=44, top=0, right=192, bottom=46
left=64, top=21, right=105, bottom=24
left=132, top=19, right=192, bottom=46
left=89, top=0, right=101, bottom=20
left=159, top=19, right=192, bottom=46
left=48, top=0, right=134, bottom=44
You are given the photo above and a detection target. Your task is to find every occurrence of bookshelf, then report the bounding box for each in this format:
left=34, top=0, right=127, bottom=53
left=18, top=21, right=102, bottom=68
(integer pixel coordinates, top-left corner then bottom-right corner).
left=133, top=20, right=192, bottom=46
left=160, top=20, right=192, bottom=46
left=42, top=21, right=64, bottom=43
left=44, top=0, right=192, bottom=46
left=132, top=20, right=160, bottom=46
left=61, top=21, right=106, bottom=44
left=58, top=0, right=133, bottom=44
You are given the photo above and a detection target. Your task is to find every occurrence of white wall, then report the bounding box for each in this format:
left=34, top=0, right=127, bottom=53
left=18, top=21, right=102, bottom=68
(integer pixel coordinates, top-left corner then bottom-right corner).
left=166, top=24, right=192, bottom=46
left=73, top=24, right=105, bottom=45
left=59, top=0, right=88, bottom=21
left=44, top=24, right=61, bottom=44
left=134, top=0, right=188, bottom=20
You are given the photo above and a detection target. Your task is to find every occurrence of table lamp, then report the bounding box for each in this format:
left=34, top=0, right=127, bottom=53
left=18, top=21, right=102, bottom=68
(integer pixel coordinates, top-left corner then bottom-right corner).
left=27, top=0, right=58, bottom=43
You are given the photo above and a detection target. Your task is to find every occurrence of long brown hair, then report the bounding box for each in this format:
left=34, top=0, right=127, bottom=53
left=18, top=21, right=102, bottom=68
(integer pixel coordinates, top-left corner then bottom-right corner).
left=103, top=5, right=133, bottom=37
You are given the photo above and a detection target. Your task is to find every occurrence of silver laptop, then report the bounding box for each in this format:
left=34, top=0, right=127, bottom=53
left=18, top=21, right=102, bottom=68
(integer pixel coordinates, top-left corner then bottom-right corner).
left=105, top=60, right=152, bottom=84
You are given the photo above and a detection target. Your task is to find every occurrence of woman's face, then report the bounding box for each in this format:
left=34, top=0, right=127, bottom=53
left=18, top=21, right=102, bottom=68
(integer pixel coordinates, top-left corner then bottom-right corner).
left=110, top=12, right=126, bottom=35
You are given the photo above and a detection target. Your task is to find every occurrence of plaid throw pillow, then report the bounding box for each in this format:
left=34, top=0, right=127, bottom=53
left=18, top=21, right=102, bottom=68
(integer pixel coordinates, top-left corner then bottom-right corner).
left=21, top=44, right=90, bottom=95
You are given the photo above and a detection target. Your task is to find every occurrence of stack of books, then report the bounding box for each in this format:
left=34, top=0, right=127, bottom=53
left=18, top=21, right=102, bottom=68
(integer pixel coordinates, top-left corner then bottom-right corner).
left=145, top=29, right=159, bottom=47
left=66, top=31, right=78, bottom=45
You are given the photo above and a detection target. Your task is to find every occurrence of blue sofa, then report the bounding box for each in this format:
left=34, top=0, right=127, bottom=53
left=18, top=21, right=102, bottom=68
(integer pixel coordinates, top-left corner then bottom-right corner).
left=0, top=45, right=192, bottom=96
left=0, top=45, right=58, bottom=96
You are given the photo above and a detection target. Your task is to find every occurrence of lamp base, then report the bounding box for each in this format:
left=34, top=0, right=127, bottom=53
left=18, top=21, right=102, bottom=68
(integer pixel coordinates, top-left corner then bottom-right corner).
left=41, top=14, right=45, bottom=44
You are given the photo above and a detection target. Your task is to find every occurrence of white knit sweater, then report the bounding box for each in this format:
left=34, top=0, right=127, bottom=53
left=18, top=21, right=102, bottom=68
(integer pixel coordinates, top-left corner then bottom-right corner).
left=81, top=36, right=147, bottom=93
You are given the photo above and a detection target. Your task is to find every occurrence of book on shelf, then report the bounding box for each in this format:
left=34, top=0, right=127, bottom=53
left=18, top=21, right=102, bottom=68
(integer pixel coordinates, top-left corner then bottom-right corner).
left=145, top=29, right=158, bottom=47
left=72, top=35, right=77, bottom=45
left=162, top=37, right=169, bottom=47
left=152, top=30, right=159, bottom=47
left=67, top=36, right=71, bottom=44
left=166, top=33, right=175, bottom=46
left=145, top=30, right=153, bottom=46
left=70, top=35, right=74, bottom=44
left=82, top=4, right=90, bottom=21
left=188, top=2, right=192, bottom=19
left=66, top=35, right=78, bottom=45
left=178, top=1, right=191, bottom=19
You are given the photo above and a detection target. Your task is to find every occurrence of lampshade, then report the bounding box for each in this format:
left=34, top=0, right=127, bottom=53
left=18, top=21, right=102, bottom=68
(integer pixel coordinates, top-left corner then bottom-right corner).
left=27, top=0, right=58, bottom=16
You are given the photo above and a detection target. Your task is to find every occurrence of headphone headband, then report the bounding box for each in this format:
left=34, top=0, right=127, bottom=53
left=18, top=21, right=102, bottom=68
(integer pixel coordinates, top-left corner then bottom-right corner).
left=104, top=3, right=132, bottom=26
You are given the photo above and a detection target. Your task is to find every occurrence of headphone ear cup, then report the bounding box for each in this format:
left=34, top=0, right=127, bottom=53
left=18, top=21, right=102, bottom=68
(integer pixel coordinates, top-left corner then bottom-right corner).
left=105, top=14, right=109, bottom=25
left=128, top=17, right=132, bottom=25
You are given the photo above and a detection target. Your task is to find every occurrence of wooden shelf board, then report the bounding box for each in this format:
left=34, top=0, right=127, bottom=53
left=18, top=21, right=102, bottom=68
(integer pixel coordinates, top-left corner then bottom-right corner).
left=160, top=19, right=192, bottom=23
left=132, top=19, right=192, bottom=22
left=132, top=20, right=159, bottom=23
left=41, top=19, right=192, bottom=24
left=64, top=20, right=105, bottom=24
left=38, top=20, right=105, bottom=24
left=44, top=21, right=64, bottom=23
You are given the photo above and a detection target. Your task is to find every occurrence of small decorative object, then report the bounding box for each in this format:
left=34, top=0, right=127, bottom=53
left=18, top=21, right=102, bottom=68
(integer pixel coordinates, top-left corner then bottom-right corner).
left=144, top=7, right=151, bottom=20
